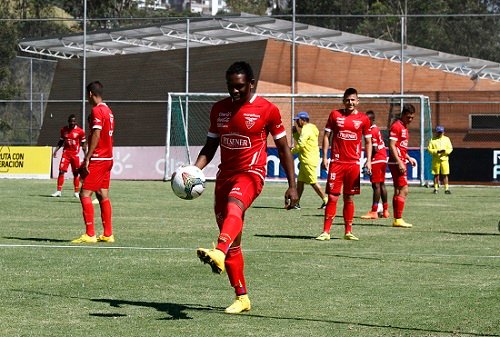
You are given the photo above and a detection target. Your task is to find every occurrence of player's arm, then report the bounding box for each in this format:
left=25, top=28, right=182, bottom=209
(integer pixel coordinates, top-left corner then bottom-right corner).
left=364, top=136, right=373, bottom=173
left=53, top=139, right=64, bottom=157
left=427, top=139, right=438, bottom=155
left=195, top=136, right=219, bottom=170
left=82, top=128, right=100, bottom=173
left=389, top=138, right=406, bottom=173
left=321, top=129, right=331, bottom=170
left=291, top=127, right=308, bottom=154
left=274, top=136, right=299, bottom=209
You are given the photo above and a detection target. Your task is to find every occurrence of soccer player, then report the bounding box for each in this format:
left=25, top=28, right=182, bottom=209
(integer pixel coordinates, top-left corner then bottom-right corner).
left=315, top=88, right=372, bottom=241
left=71, top=81, right=115, bottom=244
left=427, top=125, right=453, bottom=194
left=51, top=114, right=87, bottom=198
left=388, top=104, right=417, bottom=228
left=194, top=61, right=298, bottom=314
left=360, top=110, right=390, bottom=219
left=290, top=111, right=328, bottom=210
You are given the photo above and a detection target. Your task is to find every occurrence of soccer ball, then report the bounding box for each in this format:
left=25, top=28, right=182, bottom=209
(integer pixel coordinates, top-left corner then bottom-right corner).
left=171, top=165, right=206, bottom=200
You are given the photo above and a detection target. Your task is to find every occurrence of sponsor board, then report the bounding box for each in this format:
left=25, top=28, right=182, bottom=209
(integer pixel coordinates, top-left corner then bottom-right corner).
left=0, top=146, right=52, bottom=179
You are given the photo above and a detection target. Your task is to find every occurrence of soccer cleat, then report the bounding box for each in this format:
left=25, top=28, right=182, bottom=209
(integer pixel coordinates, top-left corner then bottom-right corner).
left=196, top=247, right=225, bottom=274
left=74, top=192, right=80, bottom=198
left=433, top=189, right=438, bottom=194
left=92, top=198, right=99, bottom=205
left=343, top=232, right=359, bottom=241
left=382, top=209, right=390, bottom=218
left=315, top=232, right=330, bottom=241
left=97, top=234, right=115, bottom=243
left=292, top=203, right=301, bottom=210
left=225, top=294, right=251, bottom=314
left=318, top=201, right=327, bottom=210
left=445, top=190, right=451, bottom=194
left=360, top=211, right=378, bottom=219
left=71, top=234, right=97, bottom=243
left=51, top=191, right=62, bottom=197
left=392, top=219, right=413, bottom=228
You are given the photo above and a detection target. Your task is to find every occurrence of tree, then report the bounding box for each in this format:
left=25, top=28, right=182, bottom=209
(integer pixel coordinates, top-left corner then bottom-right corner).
left=290, top=0, right=499, bottom=63
left=225, top=0, right=270, bottom=16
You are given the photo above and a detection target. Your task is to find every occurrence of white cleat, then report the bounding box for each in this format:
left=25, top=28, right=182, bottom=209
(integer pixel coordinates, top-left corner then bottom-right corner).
left=51, top=191, right=62, bottom=197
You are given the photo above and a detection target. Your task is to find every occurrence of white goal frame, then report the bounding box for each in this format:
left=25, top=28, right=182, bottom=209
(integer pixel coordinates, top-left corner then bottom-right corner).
left=165, top=92, right=431, bottom=185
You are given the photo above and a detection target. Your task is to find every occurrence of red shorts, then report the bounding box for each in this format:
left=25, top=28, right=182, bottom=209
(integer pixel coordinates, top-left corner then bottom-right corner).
left=214, top=171, right=264, bottom=217
left=59, top=152, right=81, bottom=173
left=81, top=159, right=113, bottom=191
left=325, top=162, right=361, bottom=195
left=388, top=163, right=408, bottom=187
left=370, top=161, right=387, bottom=184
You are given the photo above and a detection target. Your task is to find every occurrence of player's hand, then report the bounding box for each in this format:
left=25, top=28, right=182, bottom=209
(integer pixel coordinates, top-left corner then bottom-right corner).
left=321, top=158, right=328, bottom=171
left=284, top=187, right=299, bottom=210
left=398, top=162, right=406, bottom=173
left=409, top=157, right=417, bottom=167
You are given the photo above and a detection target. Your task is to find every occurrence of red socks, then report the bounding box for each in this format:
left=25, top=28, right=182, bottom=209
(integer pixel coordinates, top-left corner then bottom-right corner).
left=216, top=203, right=243, bottom=254
left=73, top=175, right=80, bottom=192
left=57, top=174, right=64, bottom=191
left=323, top=194, right=339, bottom=233
left=100, top=198, right=113, bottom=237
left=393, top=195, right=405, bottom=219
left=225, top=246, right=247, bottom=296
left=80, top=196, right=95, bottom=236
left=343, top=199, right=354, bottom=234
left=81, top=196, right=113, bottom=237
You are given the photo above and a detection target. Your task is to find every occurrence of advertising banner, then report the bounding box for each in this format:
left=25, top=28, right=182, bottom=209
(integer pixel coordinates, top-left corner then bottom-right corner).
left=0, top=146, right=52, bottom=179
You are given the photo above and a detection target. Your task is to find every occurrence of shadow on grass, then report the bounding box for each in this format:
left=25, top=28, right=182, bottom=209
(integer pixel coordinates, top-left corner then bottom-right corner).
left=242, top=313, right=499, bottom=337
left=254, top=234, right=320, bottom=240
left=12, top=290, right=497, bottom=335
left=3, top=236, right=69, bottom=243
left=439, top=231, right=499, bottom=236
left=251, top=205, right=289, bottom=210
left=91, top=298, right=220, bottom=320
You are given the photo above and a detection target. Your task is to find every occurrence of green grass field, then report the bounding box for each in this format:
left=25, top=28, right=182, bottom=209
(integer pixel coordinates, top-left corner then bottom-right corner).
left=0, top=179, right=498, bottom=337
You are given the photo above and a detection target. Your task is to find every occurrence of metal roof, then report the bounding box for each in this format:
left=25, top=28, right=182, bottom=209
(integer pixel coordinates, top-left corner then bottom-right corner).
left=18, top=14, right=500, bottom=82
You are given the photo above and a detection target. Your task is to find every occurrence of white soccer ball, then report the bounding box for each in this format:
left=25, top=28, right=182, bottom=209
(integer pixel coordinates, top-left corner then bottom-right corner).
left=171, top=165, right=206, bottom=200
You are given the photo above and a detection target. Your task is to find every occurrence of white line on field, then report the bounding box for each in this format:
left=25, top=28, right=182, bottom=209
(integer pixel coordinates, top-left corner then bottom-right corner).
left=0, top=243, right=499, bottom=259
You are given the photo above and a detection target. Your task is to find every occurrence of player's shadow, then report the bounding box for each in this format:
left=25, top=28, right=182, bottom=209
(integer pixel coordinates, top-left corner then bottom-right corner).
left=3, top=236, right=69, bottom=243
left=439, top=231, right=499, bottom=236
left=251, top=205, right=289, bottom=210
left=91, top=298, right=219, bottom=320
left=254, top=234, right=319, bottom=240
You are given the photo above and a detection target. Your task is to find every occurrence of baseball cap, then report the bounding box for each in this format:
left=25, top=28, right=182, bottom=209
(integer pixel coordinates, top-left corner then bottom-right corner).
left=436, top=125, right=445, bottom=133
left=293, top=111, right=309, bottom=120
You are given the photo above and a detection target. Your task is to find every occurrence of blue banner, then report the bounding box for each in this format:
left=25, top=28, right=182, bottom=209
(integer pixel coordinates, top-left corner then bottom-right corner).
left=266, top=147, right=428, bottom=182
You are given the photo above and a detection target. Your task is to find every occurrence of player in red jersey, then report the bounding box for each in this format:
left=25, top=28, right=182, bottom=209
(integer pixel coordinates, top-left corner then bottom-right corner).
left=72, top=81, right=115, bottom=244
left=51, top=114, right=87, bottom=198
left=388, top=104, right=416, bottom=228
left=315, top=88, right=372, bottom=242
left=360, top=110, right=390, bottom=219
left=194, top=61, right=298, bottom=314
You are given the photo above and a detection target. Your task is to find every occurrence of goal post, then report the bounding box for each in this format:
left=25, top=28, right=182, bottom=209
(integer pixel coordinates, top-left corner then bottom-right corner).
left=165, top=92, right=432, bottom=185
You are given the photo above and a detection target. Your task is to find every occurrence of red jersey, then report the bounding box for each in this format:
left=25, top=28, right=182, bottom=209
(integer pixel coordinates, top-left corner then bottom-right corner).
left=369, top=124, right=387, bottom=164
left=389, top=119, right=409, bottom=163
left=89, top=103, right=114, bottom=160
left=208, top=94, right=286, bottom=179
left=325, top=109, right=371, bottom=164
left=60, top=125, right=86, bottom=155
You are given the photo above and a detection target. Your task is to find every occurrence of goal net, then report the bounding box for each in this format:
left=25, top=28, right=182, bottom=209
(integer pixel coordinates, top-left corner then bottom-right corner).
left=165, top=93, right=432, bottom=185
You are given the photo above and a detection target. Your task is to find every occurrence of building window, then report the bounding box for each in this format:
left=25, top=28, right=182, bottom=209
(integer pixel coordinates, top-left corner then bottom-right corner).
left=470, top=114, right=500, bottom=130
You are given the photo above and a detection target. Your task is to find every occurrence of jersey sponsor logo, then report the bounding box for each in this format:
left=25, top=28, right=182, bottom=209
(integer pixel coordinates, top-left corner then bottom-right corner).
left=400, top=140, right=408, bottom=148
left=217, top=111, right=231, bottom=127
left=338, top=130, right=358, bottom=140
left=220, top=134, right=251, bottom=149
